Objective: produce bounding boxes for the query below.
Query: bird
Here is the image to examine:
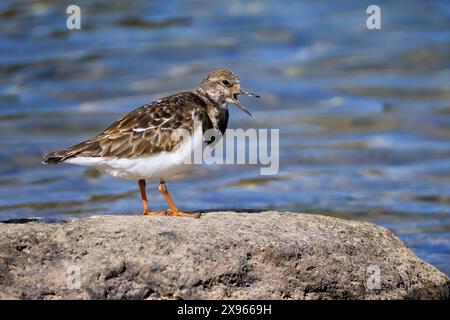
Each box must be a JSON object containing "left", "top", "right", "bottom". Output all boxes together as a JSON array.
[{"left": 43, "top": 70, "right": 259, "bottom": 218}]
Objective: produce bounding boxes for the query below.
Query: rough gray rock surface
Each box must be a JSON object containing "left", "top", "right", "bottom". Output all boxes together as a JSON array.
[{"left": 0, "top": 212, "right": 448, "bottom": 300}]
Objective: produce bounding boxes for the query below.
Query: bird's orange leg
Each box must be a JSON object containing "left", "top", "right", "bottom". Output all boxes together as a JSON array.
[
  {"left": 158, "top": 180, "right": 201, "bottom": 219},
  {"left": 139, "top": 179, "right": 165, "bottom": 216}
]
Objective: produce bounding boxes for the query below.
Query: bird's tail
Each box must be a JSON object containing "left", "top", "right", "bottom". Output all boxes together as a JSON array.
[
  {"left": 42, "top": 139, "right": 92, "bottom": 165},
  {"left": 42, "top": 150, "right": 70, "bottom": 164}
]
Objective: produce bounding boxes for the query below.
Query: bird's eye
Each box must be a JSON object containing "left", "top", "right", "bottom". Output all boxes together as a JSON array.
[{"left": 222, "top": 79, "right": 230, "bottom": 86}]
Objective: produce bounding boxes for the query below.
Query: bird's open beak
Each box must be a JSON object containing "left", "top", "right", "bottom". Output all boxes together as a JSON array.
[{"left": 231, "top": 90, "right": 260, "bottom": 117}]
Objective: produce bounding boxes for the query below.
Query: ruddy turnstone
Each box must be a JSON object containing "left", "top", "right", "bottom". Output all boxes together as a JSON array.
[{"left": 43, "top": 70, "right": 259, "bottom": 218}]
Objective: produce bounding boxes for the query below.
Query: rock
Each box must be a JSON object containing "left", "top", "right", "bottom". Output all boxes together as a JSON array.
[{"left": 0, "top": 211, "right": 448, "bottom": 300}]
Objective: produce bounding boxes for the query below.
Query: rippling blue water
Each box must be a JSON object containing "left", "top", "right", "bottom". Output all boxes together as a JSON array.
[{"left": 0, "top": 0, "right": 449, "bottom": 275}]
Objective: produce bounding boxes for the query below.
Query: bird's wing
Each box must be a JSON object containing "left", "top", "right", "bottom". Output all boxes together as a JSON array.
[{"left": 44, "top": 93, "right": 207, "bottom": 163}]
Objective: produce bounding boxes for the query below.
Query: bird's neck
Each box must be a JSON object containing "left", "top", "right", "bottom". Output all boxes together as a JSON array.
[{"left": 193, "top": 88, "right": 229, "bottom": 134}]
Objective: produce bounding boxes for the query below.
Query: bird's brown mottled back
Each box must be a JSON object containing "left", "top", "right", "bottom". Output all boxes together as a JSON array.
[{"left": 43, "top": 92, "right": 214, "bottom": 163}]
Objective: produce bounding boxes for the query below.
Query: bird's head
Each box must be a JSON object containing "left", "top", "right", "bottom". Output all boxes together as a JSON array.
[{"left": 197, "top": 69, "right": 259, "bottom": 116}]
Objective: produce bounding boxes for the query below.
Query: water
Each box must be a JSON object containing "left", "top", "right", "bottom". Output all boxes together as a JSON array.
[{"left": 0, "top": 0, "right": 449, "bottom": 275}]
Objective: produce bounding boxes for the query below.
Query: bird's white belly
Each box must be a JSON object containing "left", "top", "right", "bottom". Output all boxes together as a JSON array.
[{"left": 66, "top": 126, "right": 203, "bottom": 181}]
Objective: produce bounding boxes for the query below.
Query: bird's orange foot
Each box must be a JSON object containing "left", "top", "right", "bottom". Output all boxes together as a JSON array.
[
  {"left": 143, "top": 210, "right": 167, "bottom": 217},
  {"left": 165, "top": 209, "right": 201, "bottom": 219}
]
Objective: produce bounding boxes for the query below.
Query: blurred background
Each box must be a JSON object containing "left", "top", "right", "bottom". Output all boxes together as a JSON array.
[{"left": 0, "top": 0, "right": 449, "bottom": 274}]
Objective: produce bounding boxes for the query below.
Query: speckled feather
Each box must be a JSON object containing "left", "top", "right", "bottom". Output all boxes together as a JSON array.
[{"left": 43, "top": 92, "right": 227, "bottom": 163}]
